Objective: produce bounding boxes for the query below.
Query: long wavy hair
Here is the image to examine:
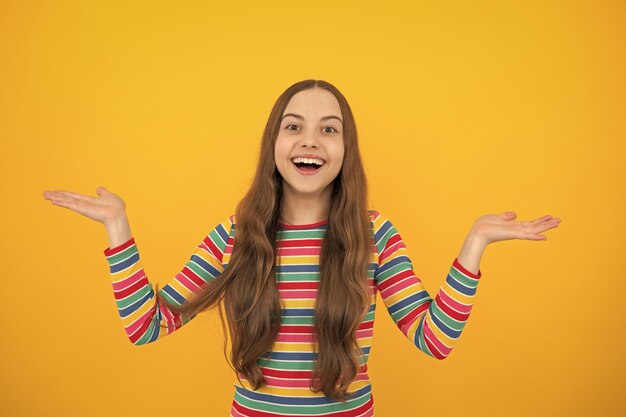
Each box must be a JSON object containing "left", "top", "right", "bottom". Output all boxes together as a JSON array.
[{"left": 156, "top": 79, "right": 372, "bottom": 401}]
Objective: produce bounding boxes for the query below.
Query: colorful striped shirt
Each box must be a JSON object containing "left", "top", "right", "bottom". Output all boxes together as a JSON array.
[{"left": 103, "top": 210, "right": 482, "bottom": 416}]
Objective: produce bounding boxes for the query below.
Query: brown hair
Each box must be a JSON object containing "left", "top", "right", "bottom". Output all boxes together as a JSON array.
[{"left": 156, "top": 79, "right": 372, "bottom": 401}]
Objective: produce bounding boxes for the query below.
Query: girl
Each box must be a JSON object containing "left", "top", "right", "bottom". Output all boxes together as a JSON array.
[{"left": 42, "top": 79, "right": 561, "bottom": 416}]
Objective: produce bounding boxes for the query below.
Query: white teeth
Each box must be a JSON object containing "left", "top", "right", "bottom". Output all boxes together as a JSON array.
[{"left": 292, "top": 157, "right": 324, "bottom": 166}]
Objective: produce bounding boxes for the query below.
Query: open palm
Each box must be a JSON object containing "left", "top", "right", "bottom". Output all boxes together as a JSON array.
[
  {"left": 42, "top": 186, "right": 126, "bottom": 226},
  {"left": 473, "top": 211, "right": 561, "bottom": 245}
]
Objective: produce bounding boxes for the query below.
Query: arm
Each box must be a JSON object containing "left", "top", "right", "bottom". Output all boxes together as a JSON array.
[
  {"left": 373, "top": 209, "right": 561, "bottom": 359},
  {"left": 103, "top": 215, "right": 234, "bottom": 345},
  {"left": 372, "top": 211, "right": 482, "bottom": 360}
]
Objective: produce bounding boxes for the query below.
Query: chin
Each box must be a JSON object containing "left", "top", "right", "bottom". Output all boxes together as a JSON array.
[{"left": 284, "top": 181, "right": 332, "bottom": 195}]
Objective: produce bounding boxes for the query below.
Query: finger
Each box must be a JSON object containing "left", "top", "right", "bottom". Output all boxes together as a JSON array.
[
  {"left": 47, "top": 194, "right": 82, "bottom": 207},
  {"left": 531, "top": 215, "right": 553, "bottom": 224},
  {"left": 47, "top": 197, "right": 74, "bottom": 208},
  {"left": 524, "top": 221, "right": 560, "bottom": 234},
  {"left": 54, "top": 190, "right": 96, "bottom": 202},
  {"left": 49, "top": 198, "right": 79, "bottom": 211},
  {"left": 540, "top": 220, "right": 561, "bottom": 231},
  {"left": 521, "top": 216, "right": 555, "bottom": 227},
  {"left": 44, "top": 190, "right": 77, "bottom": 200},
  {"left": 498, "top": 211, "right": 517, "bottom": 220},
  {"left": 520, "top": 231, "right": 547, "bottom": 240},
  {"left": 535, "top": 217, "right": 561, "bottom": 228},
  {"left": 43, "top": 190, "right": 63, "bottom": 199},
  {"left": 45, "top": 192, "right": 74, "bottom": 202}
]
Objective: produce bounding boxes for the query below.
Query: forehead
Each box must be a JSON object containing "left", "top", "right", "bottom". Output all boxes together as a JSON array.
[{"left": 283, "top": 88, "right": 342, "bottom": 118}]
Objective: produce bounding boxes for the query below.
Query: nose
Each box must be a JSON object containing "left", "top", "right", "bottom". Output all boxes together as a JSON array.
[{"left": 299, "top": 129, "right": 320, "bottom": 148}]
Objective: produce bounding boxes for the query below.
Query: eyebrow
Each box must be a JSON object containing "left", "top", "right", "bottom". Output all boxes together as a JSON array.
[{"left": 281, "top": 113, "right": 343, "bottom": 124}]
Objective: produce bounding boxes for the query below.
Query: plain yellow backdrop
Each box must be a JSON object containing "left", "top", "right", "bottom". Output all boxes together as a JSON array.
[{"left": 1, "top": 0, "right": 624, "bottom": 416}]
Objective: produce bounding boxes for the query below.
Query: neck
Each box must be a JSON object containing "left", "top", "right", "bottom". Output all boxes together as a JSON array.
[{"left": 279, "top": 182, "right": 332, "bottom": 225}]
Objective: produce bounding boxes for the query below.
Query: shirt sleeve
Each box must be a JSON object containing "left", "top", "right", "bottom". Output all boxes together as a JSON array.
[
  {"left": 102, "top": 215, "right": 234, "bottom": 345},
  {"left": 372, "top": 211, "right": 482, "bottom": 359}
]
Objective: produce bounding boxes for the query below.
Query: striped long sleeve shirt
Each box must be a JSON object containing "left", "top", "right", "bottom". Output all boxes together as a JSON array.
[{"left": 103, "top": 210, "right": 482, "bottom": 416}]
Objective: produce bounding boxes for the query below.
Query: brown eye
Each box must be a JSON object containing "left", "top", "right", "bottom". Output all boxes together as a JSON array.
[
  {"left": 286, "top": 124, "right": 299, "bottom": 131},
  {"left": 324, "top": 126, "right": 338, "bottom": 133}
]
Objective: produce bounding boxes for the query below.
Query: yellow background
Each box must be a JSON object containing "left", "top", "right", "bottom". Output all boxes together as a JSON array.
[{"left": 1, "top": 0, "right": 624, "bottom": 416}]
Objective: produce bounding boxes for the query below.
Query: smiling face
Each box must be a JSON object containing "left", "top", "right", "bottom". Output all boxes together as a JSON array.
[{"left": 274, "top": 87, "right": 345, "bottom": 200}]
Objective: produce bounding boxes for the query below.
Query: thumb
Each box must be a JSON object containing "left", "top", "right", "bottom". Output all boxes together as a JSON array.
[
  {"left": 499, "top": 211, "right": 517, "bottom": 220},
  {"left": 96, "top": 186, "right": 109, "bottom": 196}
]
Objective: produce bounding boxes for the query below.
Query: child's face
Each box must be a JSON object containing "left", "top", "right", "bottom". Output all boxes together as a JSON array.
[{"left": 275, "top": 88, "right": 345, "bottom": 199}]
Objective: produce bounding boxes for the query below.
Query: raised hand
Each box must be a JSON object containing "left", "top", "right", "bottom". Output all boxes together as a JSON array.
[
  {"left": 471, "top": 211, "right": 561, "bottom": 246},
  {"left": 42, "top": 186, "right": 127, "bottom": 226},
  {"left": 455, "top": 211, "right": 562, "bottom": 276}
]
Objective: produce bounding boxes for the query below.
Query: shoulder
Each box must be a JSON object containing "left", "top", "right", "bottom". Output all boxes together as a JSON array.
[
  {"left": 207, "top": 214, "right": 236, "bottom": 240},
  {"left": 368, "top": 209, "right": 394, "bottom": 232},
  {"left": 367, "top": 209, "right": 399, "bottom": 244},
  {"left": 368, "top": 210, "right": 409, "bottom": 265},
  {"left": 227, "top": 214, "right": 236, "bottom": 235}
]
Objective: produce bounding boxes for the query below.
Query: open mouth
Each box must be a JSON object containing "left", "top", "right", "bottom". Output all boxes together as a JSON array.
[{"left": 291, "top": 157, "right": 324, "bottom": 173}]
